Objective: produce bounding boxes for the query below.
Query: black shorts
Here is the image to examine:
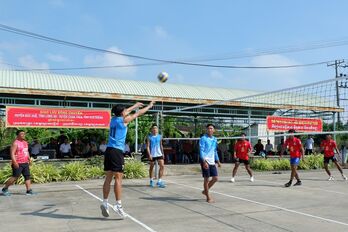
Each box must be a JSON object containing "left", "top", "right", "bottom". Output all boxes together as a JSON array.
[
  {"left": 305, "top": 149, "right": 313, "bottom": 155},
  {"left": 324, "top": 156, "right": 337, "bottom": 164},
  {"left": 201, "top": 163, "right": 218, "bottom": 178},
  {"left": 12, "top": 163, "right": 31, "bottom": 180},
  {"left": 236, "top": 158, "right": 250, "bottom": 165},
  {"left": 151, "top": 156, "right": 164, "bottom": 161},
  {"left": 104, "top": 147, "right": 124, "bottom": 172}
]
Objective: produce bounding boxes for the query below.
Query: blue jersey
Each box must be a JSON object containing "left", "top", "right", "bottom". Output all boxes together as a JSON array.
[
  {"left": 107, "top": 117, "right": 127, "bottom": 151},
  {"left": 148, "top": 134, "right": 163, "bottom": 158},
  {"left": 199, "top": 134, "right": 219, "bottom": 165}
]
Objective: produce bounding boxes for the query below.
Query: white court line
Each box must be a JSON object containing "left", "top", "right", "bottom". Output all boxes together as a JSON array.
[
  {"left": 75, "top": 185, "right": 157, "bottom": 232},
  {"left": 219, "top": 176, "right": 348, "bottom": 195},
  {"left": 167, "top": 180, "right": 348, "bottom": 227},
  {"left": 252, "top": 178, "right": 348, "bottom": 195}
]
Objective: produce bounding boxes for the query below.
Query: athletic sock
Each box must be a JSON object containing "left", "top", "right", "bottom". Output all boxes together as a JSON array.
[
  {"left": 158, "top": 179, "right": 162, "bottom": 183},
  {"left": 103, "top": 199, "right": 108, "bottom": 207},
  {"left": 116, "top": 200, "right": 122, "bottom": 205}
]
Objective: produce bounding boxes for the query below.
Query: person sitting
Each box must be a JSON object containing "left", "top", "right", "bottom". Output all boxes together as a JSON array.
[
  {"left": 99, "top": 139, "right": 107, "bottom": 155},
  {"left": 254, "top": 139, "right": 264, "bottom": 156},
  {"left": 30, "top": 138, "right": 42, "bottom": 159},
  {"left": 59, "top": 139, "right": 72, "bottom": 158},
  {"left": 265, "top": 139, "right": 274, "bottom": 156},
  {"left": 90, "top": 142, "right": 98, "bottom": 156},
  {"left": 124, "top": 141, "right": 131, "bottom": 157}
]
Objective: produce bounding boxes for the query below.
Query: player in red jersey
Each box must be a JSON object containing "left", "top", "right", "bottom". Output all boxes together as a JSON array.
[
  {"left": 2, "top": 130, "right": 34, "bottom": 196},
  {"left": 281, "top": 129, "right": 304, "bottom": 187},
  {"left": 231, "top": 133, "right": 254, "bottom": 183},
  {"left": 320, "top": 134, "right": 347, "bottom": 181}
]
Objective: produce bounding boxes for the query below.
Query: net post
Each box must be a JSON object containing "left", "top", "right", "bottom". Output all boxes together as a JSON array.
[
  {"left": 248, "top": 109, "right": 251, "bottom": 141},
  {"left": 135, "top": 110, "right": 138, "bottom": 153}
]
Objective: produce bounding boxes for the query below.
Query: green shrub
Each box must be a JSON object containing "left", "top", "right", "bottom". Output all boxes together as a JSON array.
[
  {"left": 251, "top": 154, "right": 328, "bottom": 171},
  {"left": 123, "top": 158, "right": 147, "bottom": 179},
  {"left": 271, "top": 159, "right": 291, "bottom": 170},
  {"left": 86, "top": 165, "right": 104, "bottom": 178},
  {"left": 60, "top": 162, "right": 89, "bottom": 181},
  {"left": 85, "top": 156, "right": 104, "bottom": 167},
  {"left": 30, "top": 162, "right": 61, "bottom": 183},
  {"left": 251, "top": 159, "right": 274, "bottom": 171},
  {"left": 0, "top": 164, "right": 15, "bottom": 184}
]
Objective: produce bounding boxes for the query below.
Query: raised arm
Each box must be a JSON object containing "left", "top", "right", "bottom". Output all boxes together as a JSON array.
[
  {"left": 124, "top": 101, "right": 155, "bottom": 124},
  {"left": 124, "top": 102, "right": 144, "bottom": 116}
]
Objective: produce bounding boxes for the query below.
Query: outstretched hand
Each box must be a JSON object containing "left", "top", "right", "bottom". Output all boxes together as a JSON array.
[
  {"left": 149, "top": 101, "right": 156, "bottom": 107},
  {"left": 135, "top": 102, "right": 144, "bottom": 108}
]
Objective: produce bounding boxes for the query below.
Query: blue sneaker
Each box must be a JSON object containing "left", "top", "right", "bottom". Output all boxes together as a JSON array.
[
  {"left": 150, "top": 179, "right": 154, "bottom": 188},
  {"left": 157, "top": 181, "right": 166, "bottom": 188},
  {"left": 2, "top": 188, "right": 11, "bottom": 196}
]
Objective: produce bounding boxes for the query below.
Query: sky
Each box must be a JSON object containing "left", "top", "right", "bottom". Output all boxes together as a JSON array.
[{"left": 0, "top": 0, "right": 348, "bottom": 91}]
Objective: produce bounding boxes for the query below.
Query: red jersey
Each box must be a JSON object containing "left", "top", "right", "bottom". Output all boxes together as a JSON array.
[
  {"left": 14, "top": 139, "right": 30, "bottom": 164},
  {"left": 320, "top": 139, "right": 336, "bottom": 158},
  {"left": 283, "top": 137, "right": 302, "bottom": 158},
  {"left": 234, "top": 140, "right": 252, "bottom": 160}
]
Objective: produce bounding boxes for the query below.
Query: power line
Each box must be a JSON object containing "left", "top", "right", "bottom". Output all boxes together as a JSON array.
[
  {"left": 0, "top": 23, "right": 342, "bottom": 70},
  {"left": 0, "top": 60, "right": 332, "bottom": 71}
]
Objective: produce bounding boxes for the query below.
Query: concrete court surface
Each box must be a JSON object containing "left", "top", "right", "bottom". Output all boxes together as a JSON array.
[{"left": 1, "top": 170, "right": 348, "bottom": 232}]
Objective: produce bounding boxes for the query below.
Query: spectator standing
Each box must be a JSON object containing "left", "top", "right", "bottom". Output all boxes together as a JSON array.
[{"left": 304, "top": 135, "right": 315, "bottom": 155}]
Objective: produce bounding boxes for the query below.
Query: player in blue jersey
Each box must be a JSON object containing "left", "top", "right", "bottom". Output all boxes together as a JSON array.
[
  {"left": 147, "top": 124, "right": 166, "bottom": 188},
  {"left": 200, "top": 124, "right": 221, "bottom": 203},
  {"left": 101, "top": 101, "right": 155, "bottom": 219}
]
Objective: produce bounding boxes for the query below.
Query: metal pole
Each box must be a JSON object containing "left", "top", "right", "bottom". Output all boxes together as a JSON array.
[
  {"left": 248, "top": 109, "right": 252, "bottom": 141},
  {"left": 333, "top": 112, "right": 336, "bottom": 141},
  {"left": 135, "top": 111, "right": 138, "bottom": 154},
  {"left": 155, "top": 112, "right": 160, "bottom": 179}
]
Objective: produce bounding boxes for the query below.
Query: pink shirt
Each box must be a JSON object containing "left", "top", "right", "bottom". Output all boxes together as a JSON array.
[{"left": 14, "top": 139, "right": 30, "bottom": 164}]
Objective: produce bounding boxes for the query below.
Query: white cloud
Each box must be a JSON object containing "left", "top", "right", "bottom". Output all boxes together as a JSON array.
[
  {"left": 18, "top": 55, "right": 50, "bottom": 70},
  {"left": 154, "top": 26, "right": 168, "bottom": 39},
  {"left": 46, "top": 53, "right": 69, "bottom": 63},
  {"left": 210, "top": 70, "right": 224, "bottom": 80},
  {"left": 83, "top": 46, "right": 136, "bottom": 78}
]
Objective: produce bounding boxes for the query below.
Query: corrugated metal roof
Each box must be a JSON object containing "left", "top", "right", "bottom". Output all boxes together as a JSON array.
[{"left": 0, "top": 70, "right": 258, "bottom": 100}]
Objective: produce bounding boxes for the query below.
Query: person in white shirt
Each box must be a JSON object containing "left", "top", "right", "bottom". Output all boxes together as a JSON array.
[
  {"left": 99, "top": 139, "right": 107, "bottom": 155},
  {"left": 124, "top": 141, "right": 131, "bottom": 156},
  {"left": 305, "top": 135, "right": 315, "bottom": 155},
  {"left": 265, "top": 140, "right": 274, "bottom": 156},
  {"left": 30, "top": 139, "right": 42, "bottom": 158},
  {"left": 59, "top": 139, "right": 72, "bottom": 158}
]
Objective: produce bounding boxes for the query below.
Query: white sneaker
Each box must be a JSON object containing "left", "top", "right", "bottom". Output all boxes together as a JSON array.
[
  {"left": 113, "top": 204, "right": 128, "bottom": 219},
  {"left": 250, "top": 176, "right": 254, "bottom": 182},
  {"left": 100, "top": 204, "right": 109, "bottom": 217},
  {"left": 342, "top": 175, "right": 347, "bottom": 181},
  {"left": 327, "top": 176, "right": 334, "bottom": 181},
  {"left": 230, "top": 177, "right": 235, "bottom": 183}
]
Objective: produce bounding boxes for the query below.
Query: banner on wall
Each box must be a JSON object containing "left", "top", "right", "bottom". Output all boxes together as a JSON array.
[
  {"left": 6, "top": 106, "right": 111, "bottom": 128},
  {"left": 266, "top": 116, "right": 323, "bottom": 132}
]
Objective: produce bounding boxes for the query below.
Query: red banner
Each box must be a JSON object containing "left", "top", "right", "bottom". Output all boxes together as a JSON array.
[
  {"left": 6, "top": 106, "right": 111, "bottom": 128},
  {"left": 266, "top": 116, "right": 323, "bottom": 132}
]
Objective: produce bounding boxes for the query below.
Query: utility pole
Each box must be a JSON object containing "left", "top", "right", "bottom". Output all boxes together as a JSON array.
[{"left": 328, "top": 60, "right": 345, "bottom": 123}]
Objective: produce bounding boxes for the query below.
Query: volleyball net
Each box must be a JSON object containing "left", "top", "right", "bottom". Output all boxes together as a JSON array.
[{"left": 155, "top": 75, "right": 348, "bottom": 162}]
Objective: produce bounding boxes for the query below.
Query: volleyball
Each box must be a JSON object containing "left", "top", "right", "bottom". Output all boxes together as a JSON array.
[{"left": 157, "top": 72, "right": 169, "bottom": 83}]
